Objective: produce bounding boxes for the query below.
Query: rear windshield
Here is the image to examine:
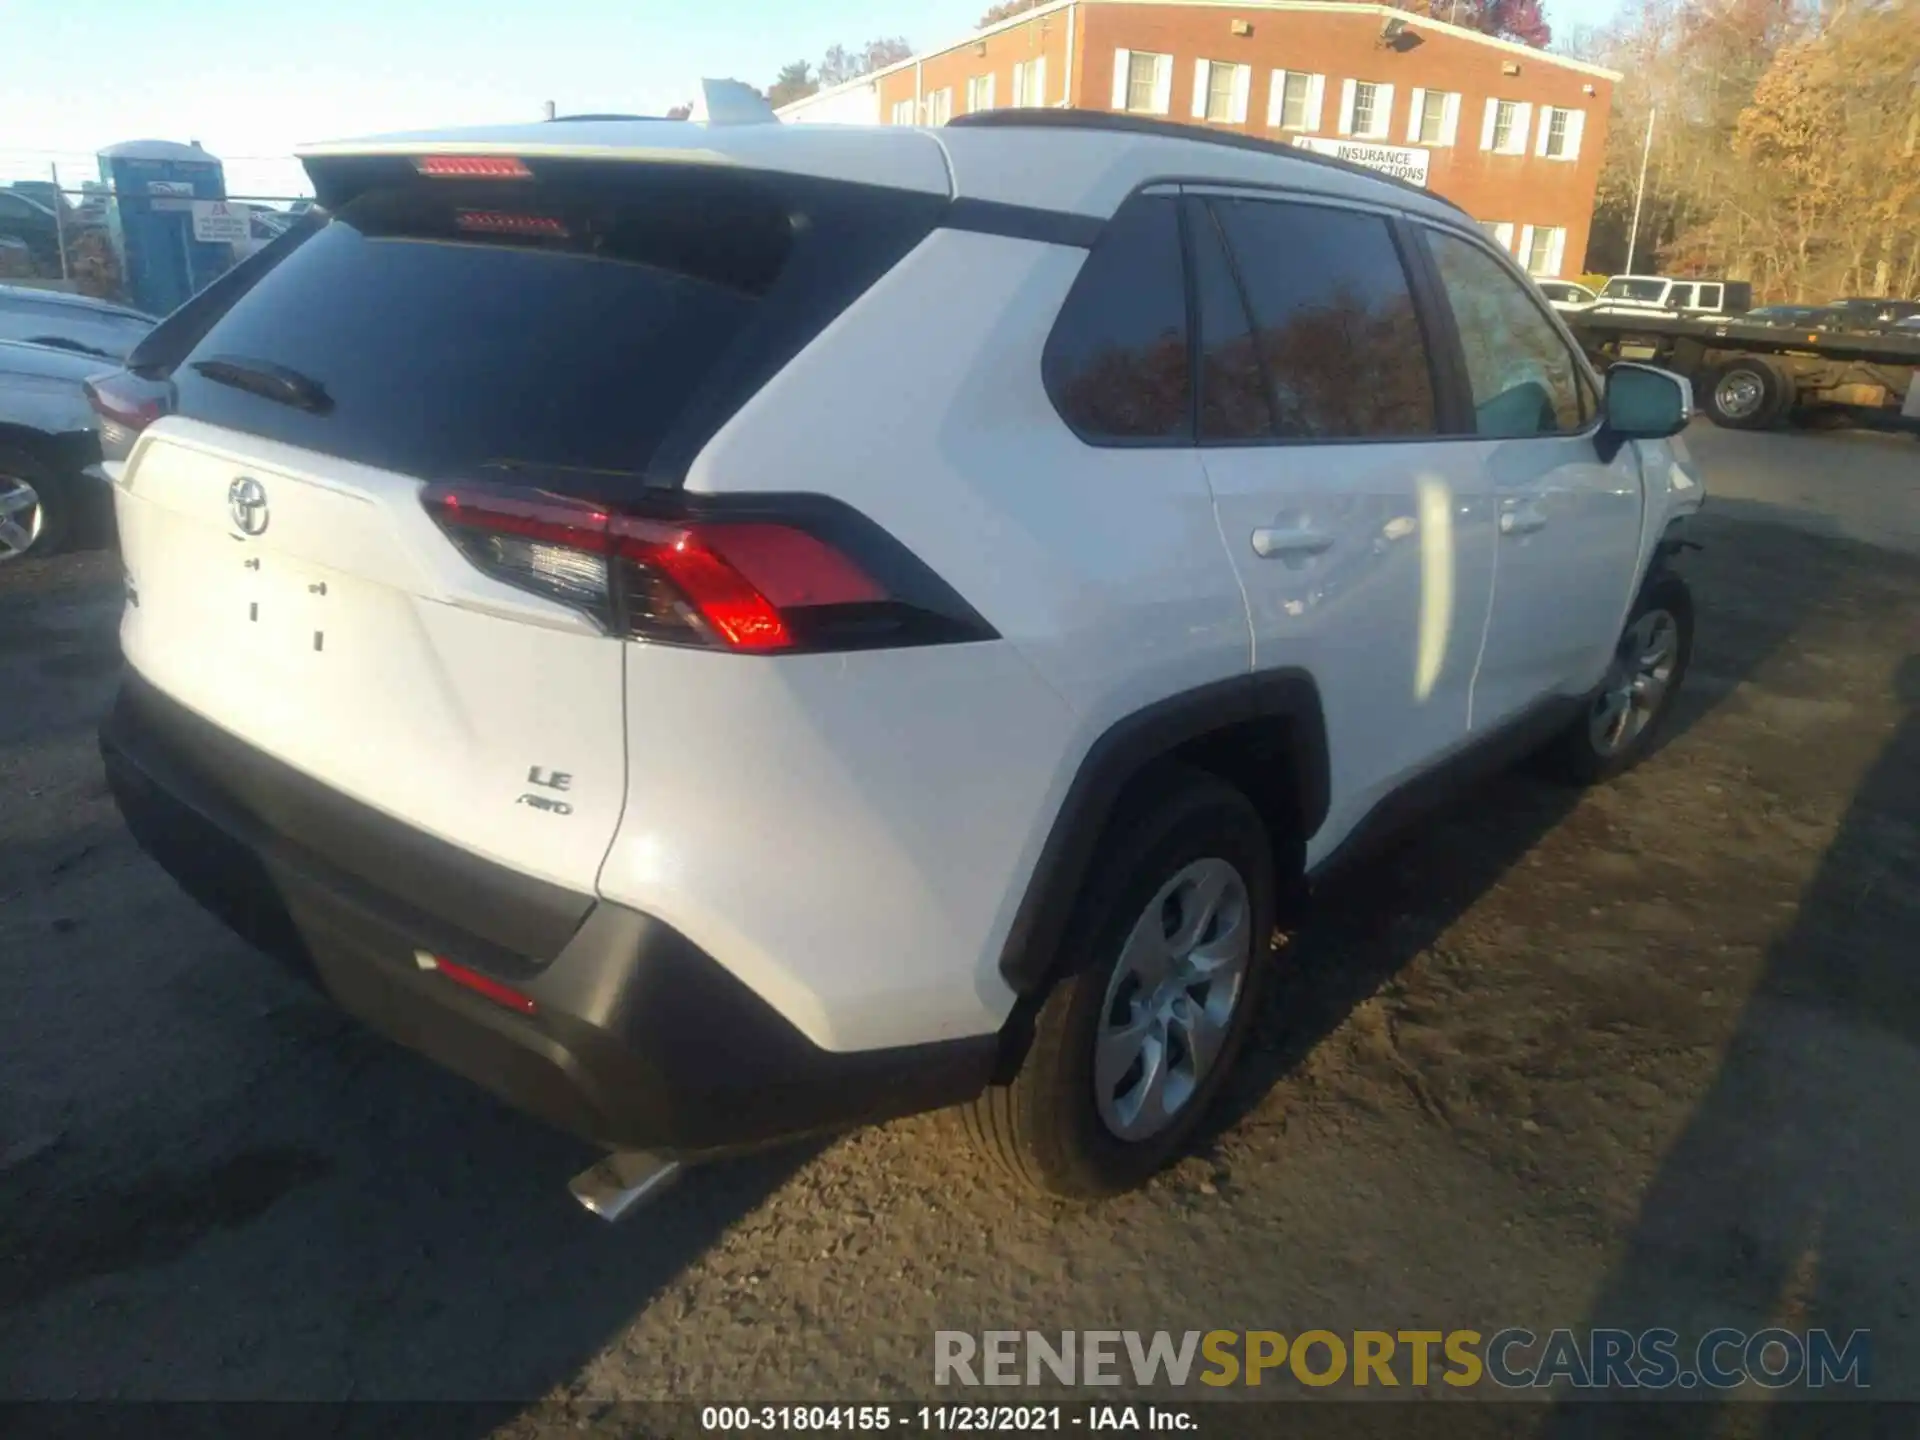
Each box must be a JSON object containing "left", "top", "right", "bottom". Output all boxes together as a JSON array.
[{"left": 170, "top": 162, "right": 944, "bottom": 492}]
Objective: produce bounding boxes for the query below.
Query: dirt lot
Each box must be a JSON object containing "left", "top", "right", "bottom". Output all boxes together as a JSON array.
[{"left": 2, "top": 431, "right": 1916, "bottom": 1431}]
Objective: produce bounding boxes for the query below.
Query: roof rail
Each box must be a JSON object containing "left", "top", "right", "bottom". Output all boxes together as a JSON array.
[{"left": 946, "top": 109, "right": 1472, "bottom": 218}]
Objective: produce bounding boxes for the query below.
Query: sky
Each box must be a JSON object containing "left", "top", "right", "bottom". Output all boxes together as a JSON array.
[{"left": 1, "top": 0, "right": 1624, "bottom": 201}]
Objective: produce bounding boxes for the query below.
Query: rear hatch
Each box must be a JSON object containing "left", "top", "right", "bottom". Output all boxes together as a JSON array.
[{"left": 111, "top": 149, "right": 948, "bottom": 909}]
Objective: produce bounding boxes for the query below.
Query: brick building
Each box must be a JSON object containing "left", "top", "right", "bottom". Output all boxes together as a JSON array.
[{"left": 776, "top": 0, "right": 1618, "bottom": 278}]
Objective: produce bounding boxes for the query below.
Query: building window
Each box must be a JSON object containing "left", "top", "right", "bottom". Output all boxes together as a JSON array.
[
  {"left": 890, "top": 98, "right": 915, "bottom": 126},
  {"left": 1479, "top": 220, "right": 1517, "bottom": 252},
  {"left": 1113, "top": 49, "right": 1171, "bottom": 115},
  {"left": 966, "top": 74, "right": 996, "bottom": 113},
  {"left": 1193, "top": 60, "right": 1249, "bottom": 124},
  {"left": 1268, "top": 70, "right": 1323, "bottom": 131},
  {"left": 1483, "top": 99, "right": 1533, "bottom": 155},
  {"left": 924, "top": 88, "right": 952, "bottom": 126},
  {"left": 1013, "top": 57, "right": 1046, "bottom": 107},
  {"left": 1353, "top": 82, "right": 1380, "bottom": 137},
  {"left": 1340, "top": 79, "right": 1394, "bottom": 140},
  {"left": 1411, "top": 89, "right": 1458, "bottom": 146},
  {"left": 1521, "top": 224, "right": 1566, "bottom": 276},
  {"left": 1538, "top": 106, "right": 1584, "bottom": 160}
]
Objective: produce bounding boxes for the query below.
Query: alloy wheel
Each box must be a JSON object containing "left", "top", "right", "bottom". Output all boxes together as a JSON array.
[{"left": 1094, "top": 856, "right": 1253, "bottom": 1142}]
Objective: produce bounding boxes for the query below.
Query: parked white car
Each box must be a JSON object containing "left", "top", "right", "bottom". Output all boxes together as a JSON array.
[{"left": 92, "top": 96, "right": 1705, "bottom": 1210}]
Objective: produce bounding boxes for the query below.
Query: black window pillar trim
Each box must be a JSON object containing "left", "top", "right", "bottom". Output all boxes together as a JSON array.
[
  {"left": 1394, "top": 213, "right": 1478, "bottom": 436},
  {"left": 996, "top": 670, "right": 1329, "bottom": 996}
]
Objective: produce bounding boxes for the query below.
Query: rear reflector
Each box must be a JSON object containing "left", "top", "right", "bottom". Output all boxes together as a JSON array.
[
  {"left": 414, "top": 950, "right": 539, "bottom": 1015},
  {"left": 421, "top": 482, "right": 995, "bottom": 655},
  {"left": 414, "top": 155, "right": 533, "bottom": 179}
]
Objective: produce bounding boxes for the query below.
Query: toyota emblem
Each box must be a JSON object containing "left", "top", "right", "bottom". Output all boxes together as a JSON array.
[{"left": 228, "top": 476, "right": 269, "bottom": 536}]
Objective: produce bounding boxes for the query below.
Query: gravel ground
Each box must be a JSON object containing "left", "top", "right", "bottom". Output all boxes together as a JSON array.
[{"left": 1, "top": 435, "right": 1916, "bottom": 1433}]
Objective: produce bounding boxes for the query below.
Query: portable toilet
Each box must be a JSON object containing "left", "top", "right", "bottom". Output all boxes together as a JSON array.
[{"left": 97, "top": 140, "right": 231, "bottom": 317}]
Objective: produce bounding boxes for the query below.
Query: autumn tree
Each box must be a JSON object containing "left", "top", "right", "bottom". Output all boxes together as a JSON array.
[
  {"left": 819, "top": 37, "right": 913, "bottom": 87},
  {"left": 978, "top": 0, "right": 1045, "bottom": 24},
  {"left": 1393, "top": 0, "right": 1551, "bottom": 48},
  {"left": 767, "top": 60, "right": 817, "bottom": 109}
]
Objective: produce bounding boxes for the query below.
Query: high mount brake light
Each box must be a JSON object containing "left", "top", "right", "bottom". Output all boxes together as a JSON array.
[
  {"left": 421, "top": 483, "right": 985, "bottom": 654},
  {"left": 456, "top": 210, "right": 570, "bottom": 238},
  {"left": 413, "top": 155, "right": 533, "bottom": 179}
]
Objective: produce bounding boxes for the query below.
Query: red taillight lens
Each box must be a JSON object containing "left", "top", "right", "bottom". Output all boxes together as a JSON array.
[
  {"left": 414, "top": 155, "right": 533, "bottom": 179},
  {"left": 84, "top": 371, "right": 173, "bottom": 464},
  {"left": 415, "top": 951, "right": 538, "bottom": 1015},
  {"left": 421, "top": 483, "right": 992, "bottom": 655}
]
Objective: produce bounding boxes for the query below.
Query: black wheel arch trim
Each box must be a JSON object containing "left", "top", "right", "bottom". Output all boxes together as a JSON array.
[{"left": 996, "top": 669, "right": 1328, "bottom": 995}]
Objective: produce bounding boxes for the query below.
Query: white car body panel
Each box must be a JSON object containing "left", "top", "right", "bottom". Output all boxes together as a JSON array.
[
  {"left": 1202, "top": 442, "right": 1498, "bottom": 869},
  {"left": 114, "top": 418, "right": 630, "bottom": 896}
]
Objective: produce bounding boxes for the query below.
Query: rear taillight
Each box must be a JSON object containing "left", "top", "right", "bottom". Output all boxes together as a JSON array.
[
  {"left": 422, "top": 482, "right": 994, "bottom": 654},
  {"left": 84, "top": 371, "right": 173, "bottom": 465}
]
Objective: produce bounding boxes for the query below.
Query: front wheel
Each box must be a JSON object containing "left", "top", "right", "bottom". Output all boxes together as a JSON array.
[
  {"left": 1538, "top": 571, "right": 1694, "bottom": 786},
  {"left": 0, "top": 446, "right": 72, "bottom": 563},
  {"left": 962, "top": 768, "right": 1275, "bottom": 1199}
]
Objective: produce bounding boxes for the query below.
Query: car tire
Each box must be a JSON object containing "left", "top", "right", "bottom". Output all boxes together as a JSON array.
[
  {"left": 0, "top": 444, "right": 71, "bottom": 563},
  {"left": 962, "top": 767, "right": 1275, "bottom": 1199},
  {"left": 1537, "top": 570, "right": 1694, "bottom": 787},
  {"left": 1702, "top": 358, "right": 1789, "bottom": 430}
]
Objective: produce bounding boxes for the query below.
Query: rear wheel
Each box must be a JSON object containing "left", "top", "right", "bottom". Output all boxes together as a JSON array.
[
  {"left": 963, "top": 768, "right": 1275, "bottom": 1199},
  {"left": 0, "top": 446, "right": 71, "bottom": 563},
  {"left": 1702, "top": 358, "right": 1789, "bottom": 430}
]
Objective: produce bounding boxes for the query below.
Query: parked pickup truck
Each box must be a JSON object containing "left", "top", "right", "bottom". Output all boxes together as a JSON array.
[{"left": 1567, "top": 306, "right": 1920, "bottom": 432}]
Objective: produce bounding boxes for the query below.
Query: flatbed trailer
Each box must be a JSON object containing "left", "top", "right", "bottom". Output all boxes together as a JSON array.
[{"left": 1567, "top": 308, "right": 1920, "bottom": 434}]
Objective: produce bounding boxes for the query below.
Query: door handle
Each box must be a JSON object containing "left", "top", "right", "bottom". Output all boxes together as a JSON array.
[
  {"left": 1251, "top": 527, "right": 1336, "bottom": 561},
  {"left": 1499, "top": 506, "right": 1548, "bottom": 536}
]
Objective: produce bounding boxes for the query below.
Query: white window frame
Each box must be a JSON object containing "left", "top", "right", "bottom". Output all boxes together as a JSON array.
[
  {"left": 1517, "top": 224, "right": 1566, "bottom": 277},
  {"left": 1480, "top": 220, "right": 1516, "bottom": 253},
  {"left": 1192, "top": 59, "right": 1250, "bottom": 125},
  {"left": 1013, "top": 57, "right": 1048, "bottom": 108},
  {"left": 1406, "top": 88, "right": 1460, "bottom": 147},
  {"left": 923, "top": 87, "right": 952, "bottom": 126},
  {"left": 890, "top": 98, "right": 915, "bottom": 126},
  {"left": 966, "top": 73, "right": 996, "bottom": 113},
  {"left": 1338, "top": 78, "right": 1395, "bottom": 141},
  {"left": 1112, "top": 48, "right": 1172, "bottom": 115},
  {"left": 1482, "top": 98, "right": 1533, "bottom": 155},
  {"left": 1536, "top": 105, "right": 1584, "bottom": 161},
  {"left": 1267, "top": 69, "right": 1326, "bottom": 132}
]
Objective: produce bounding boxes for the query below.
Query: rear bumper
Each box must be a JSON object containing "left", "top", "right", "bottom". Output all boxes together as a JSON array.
[{"left": 100, "top": 672, "right": 997, "bottom": 1156}]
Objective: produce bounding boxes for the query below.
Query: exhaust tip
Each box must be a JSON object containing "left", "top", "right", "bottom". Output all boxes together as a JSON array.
[{"left": 569, "top": 1150, "right": 682, "bottom": 1221}]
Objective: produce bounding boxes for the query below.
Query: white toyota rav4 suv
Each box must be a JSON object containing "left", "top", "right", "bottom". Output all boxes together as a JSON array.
[{"left": 91, "top": 100, "right": 1704, "bottom": 1210}]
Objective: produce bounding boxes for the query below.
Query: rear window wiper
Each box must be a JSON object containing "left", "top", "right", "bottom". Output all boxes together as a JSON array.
[{"left": 190, "top": 354, "right": 334, "bottom": 414}]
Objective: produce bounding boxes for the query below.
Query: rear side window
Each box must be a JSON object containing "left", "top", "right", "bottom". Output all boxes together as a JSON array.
[
  {"left": 1423, "top": 228, "right": 1591, "bottom": 438},
  {"left": 1205, "top": 197, "right": 1437, "bottom": 440},
  {"left": 169, "top": 163, "right": 944, "bottom": 493},
  {"left": 1043, "top": 194, "right": 1192, "bottom": 443}
]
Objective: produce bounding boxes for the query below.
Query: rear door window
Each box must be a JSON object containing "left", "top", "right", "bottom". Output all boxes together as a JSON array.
[
  {"left": 168, "top": 163, "right": 944, "bottom": 494},
  {"left": 1203, "top": 196, "right": 1438, "bottom": 440}
]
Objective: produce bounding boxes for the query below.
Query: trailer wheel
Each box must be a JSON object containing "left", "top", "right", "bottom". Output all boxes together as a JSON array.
[{"left": 1703, "top": 358, "right": 1789, "bottom": 430}]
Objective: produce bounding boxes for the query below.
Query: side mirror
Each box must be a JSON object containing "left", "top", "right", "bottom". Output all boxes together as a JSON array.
[{"left": 1603, "top": 362, "right": 1692, "bottom": 440}]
